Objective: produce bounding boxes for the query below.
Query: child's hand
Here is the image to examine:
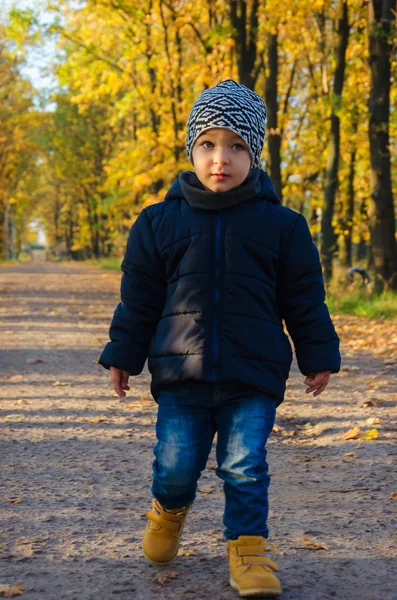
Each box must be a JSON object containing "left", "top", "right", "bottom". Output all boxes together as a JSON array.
[
  {"left": 110, "top": 366, "right": 130, "bottom": 397},
  {"left": 304, "top": 371, "right": 332, "bottom": 397}
]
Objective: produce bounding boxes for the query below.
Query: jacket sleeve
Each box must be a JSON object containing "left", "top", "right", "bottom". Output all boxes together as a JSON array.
[
  {"left": 98, "top": 209, "right": 166, "bottom": 375},
  {"left": 277, "top": 214, "right": 341, "bottom": 376}
]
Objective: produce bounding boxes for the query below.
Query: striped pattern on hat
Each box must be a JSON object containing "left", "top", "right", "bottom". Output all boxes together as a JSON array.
[{"left": 186, "top": 79, "right": 267, "bottom": 168}]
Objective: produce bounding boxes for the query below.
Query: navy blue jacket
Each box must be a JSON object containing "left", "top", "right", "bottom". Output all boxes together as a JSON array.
[{"left": 99, "top": 167, "right": 340, "bottom": 406}]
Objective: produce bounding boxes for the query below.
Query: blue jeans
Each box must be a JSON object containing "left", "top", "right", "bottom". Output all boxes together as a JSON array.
[{"left": 151, "top": 381, "right": 277, "bottom": 540}]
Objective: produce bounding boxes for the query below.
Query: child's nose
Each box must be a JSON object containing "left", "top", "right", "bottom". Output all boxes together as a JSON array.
[{"left": 213, "top": 147, "right": 230, "bottom": 164}]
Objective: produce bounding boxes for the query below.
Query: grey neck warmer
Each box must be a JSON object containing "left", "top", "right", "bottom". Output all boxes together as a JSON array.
[{"left": 178, "top": 167, "right": 261, "bottom": 211}]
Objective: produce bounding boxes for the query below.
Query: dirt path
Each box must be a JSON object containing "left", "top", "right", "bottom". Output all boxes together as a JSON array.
[{"left": 1, "top": 262, "right": 396, "bottom": 600}]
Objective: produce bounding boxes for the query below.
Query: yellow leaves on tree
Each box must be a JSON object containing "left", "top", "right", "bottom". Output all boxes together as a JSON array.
[{"left": 2, "top": 0, "right": 388, "bottom": 263}]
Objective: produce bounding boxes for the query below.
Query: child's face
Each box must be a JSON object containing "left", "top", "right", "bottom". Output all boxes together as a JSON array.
[{"left": 191, "top": 128, "right": 252, "bottom": 192}]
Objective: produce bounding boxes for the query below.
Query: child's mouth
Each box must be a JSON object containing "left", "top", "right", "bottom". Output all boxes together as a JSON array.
[{"left": 212, "top": 174, "right": 229, "bottom": 181}]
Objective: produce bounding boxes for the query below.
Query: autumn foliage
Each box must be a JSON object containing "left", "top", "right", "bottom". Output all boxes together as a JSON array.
[{"left": 0, "top": 0, "right": 396, "bottom": 288}]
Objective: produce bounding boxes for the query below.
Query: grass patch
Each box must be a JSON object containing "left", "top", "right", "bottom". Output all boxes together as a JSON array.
[
  {"left": 326, "top": 290, "right": 397, "bottom": 319},
  {"left": 96, "top": 257, "right": 123, "bottom": 270}
]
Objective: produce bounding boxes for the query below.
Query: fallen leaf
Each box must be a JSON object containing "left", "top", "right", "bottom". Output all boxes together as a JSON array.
[
  {"left": 366, "top": 417, "right": 381, "bottom": 426},
  {"left": 207, "top": 465, "right": 216, "bottom": 470},
  {"left": 0, "top": 583, "right": 24, "bottom": 597},
  {"left": 5, "top": 414, "right": 23, "bottom": 420},
  {"left": 362, "top": 398, "right": 382, "bottom": 407},
  {"left": 82, "top": 417, "right": 109, "bottom": 424},
  {"left": 5, "top": 497, "right": 22, "bottom": 504},
  {"left": 342, "top": 426, "right": 361, "bottom": 440},
  {"left": 13, "top": 400, "right": 29, "bottom": 406},
  {"left": 153, "top": 571, "right": 180, "bottom": 584},
  {"left": 390, "top": 492, "right": 397, "bottom": 500},
  {"left": 135, "top": 418, "right": 152, "bottom": 426},
  {"left": 26, "top": 359, "right": 43, "bottom": 364},
  {"left": 179, "top": 548, "right": 196, "bottom": 557},
  {"left": 344, "top": 452, "right": 357, "bottom": 458},
  {"left": 359, "top": 429, "right": 379, "bottom": 440},
  {"left": 198, "top": 487, "right": 214, "bottom": 494},
  {"left": 8, "top": 375, "right": 23, "bottom": 382},
  {"left": 52, "top": 381, "right": 69, "bottom": 387},
  {"left": 301, "top": 536, "right": 330, "bottom": 550},
  {"left": 367, "top": 379, "right": 389, "bottom": 390}
]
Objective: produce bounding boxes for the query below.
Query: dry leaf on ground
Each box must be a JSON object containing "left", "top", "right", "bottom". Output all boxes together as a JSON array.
[
  {"left": 390, "top": 492, "right": 397, "bottom": 500},
  {"left": 0, "top": 583, "right": 24, "bottom": 597},
  {"left": 26, "top": 359, "right": 43, "bottom": 364},
  {"left": 343, "top": 426, "right": 361, "bottom": 440},
  {"left": 362, "top": 398, "right": 382, "bottom": 407},
  {"left": 179, "top": 548, "right": 196, "bottom": 557},
  {"left": 7, "top": 375, "right": 23, "bottom": 381},
  {"left": 301, "top": 536, "right": 330, "bottom": 550},
  {"left": 5, "top": 497, "right": 22, "bottom": 504},
  {"left": 198, "top": 487, "right": 214, "bottom": 494},
  {"left": 359, "top": 429, "right": 379, "bottom": 440},
  {"left": 153, "top": 571, "right": 181, "bottom": 585}
]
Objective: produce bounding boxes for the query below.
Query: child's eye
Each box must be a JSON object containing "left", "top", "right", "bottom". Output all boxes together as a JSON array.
[
  {"left": 202, "top": 141, "right": 214, "bottom": 148},
  {"left": 233, "top": 143, "right": 245, "bottom": 151}
]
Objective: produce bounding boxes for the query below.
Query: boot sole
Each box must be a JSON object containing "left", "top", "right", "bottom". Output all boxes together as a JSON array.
[
  {"left": 142, "top": 547, "right": 178, "bottom": 567},
  {"left": 230, "top": 577, "right": 282, "bottom": 597}
]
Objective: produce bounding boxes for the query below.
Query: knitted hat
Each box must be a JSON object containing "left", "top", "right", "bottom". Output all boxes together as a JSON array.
[{"left": 186, "top": 79, "right": 267, "bottom": 168}]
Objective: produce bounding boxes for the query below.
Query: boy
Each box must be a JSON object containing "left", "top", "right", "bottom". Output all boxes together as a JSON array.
[{"left": 99, "top": 80, "right": 340, "bottom": 598}]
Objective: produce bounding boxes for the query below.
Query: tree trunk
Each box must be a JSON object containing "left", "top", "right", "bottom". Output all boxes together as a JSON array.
[
  {"left": 146, "top": 0, "right": 160, "bottom": 136},
  {"left": 340, "top": 117, "right": 358, "bottom": 267},
  {"left": 265, "top": 31, "right": 282, "bottom": 202},
  {"left": 355, "top": 197, "right": 369, "bottom": 263},
  {"left": 10, "top": 209, "right": 17, "bottom": 260},
  {"left": 321, "top": 0, "right": 349, "bottom": 282},
  {"left": 4, "top": 197, "right": 10, "bottom": 260},
  {"left": 159, "top": 0, "right": 184, "bottom": 162},
  {"left": 367, "top": 0, "right": 397, "bottom": 291},
  {"left": 229, "top": 0, "right": 260, "bottom": 89},
  {"left": 343, "top": 145, "right": 356, "bottom": 268}
]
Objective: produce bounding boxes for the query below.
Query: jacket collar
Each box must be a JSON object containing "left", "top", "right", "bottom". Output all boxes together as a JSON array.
[{"left": 164, "top": 167, "right": 280, "bottom": 210}]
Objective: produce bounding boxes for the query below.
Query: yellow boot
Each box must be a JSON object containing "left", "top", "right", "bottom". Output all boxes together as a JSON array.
[
  {"left": 228, "top": 535, "right": 282, "bottom": 597},
  {"left": 142, "top": 499, "right": 191, "bottom": 566}
]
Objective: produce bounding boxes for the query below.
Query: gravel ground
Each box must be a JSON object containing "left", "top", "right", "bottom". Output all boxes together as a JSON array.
[{"left": 0, "top": 261, "right": 396, "bottom": 600}]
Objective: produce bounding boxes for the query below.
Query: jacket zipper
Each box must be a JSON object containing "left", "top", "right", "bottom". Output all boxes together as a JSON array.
[{"left": 211, "top": 214, "right": 222, "bottom": 381}]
